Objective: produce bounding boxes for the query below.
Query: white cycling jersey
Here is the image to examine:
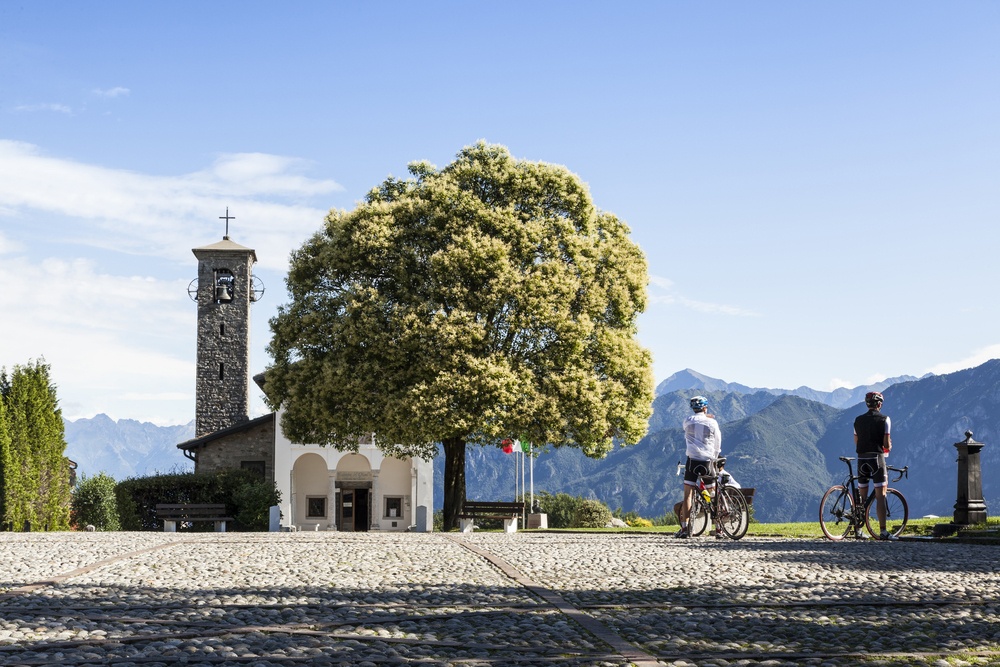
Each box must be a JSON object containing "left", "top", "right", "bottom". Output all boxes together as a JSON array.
[{"left": 683, "top": 411, "right": 722, "bottom": 461}]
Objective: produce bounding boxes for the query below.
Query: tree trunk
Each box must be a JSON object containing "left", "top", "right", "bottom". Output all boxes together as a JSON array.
[{"left": 442, "top": 437, "right": 467, "bottom": 531}]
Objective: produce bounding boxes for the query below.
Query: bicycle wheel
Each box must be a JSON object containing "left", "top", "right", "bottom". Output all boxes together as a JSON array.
[
  {"left": 819, "top": 485, "right": 855, "bottom": 541},
  {"left": 864, "top": 488, "right": 909, "bottom": 537},
  {"left": 689, "top": 496, "right": 709, "bottom": 536},
  {"left": 717, "top": 486, "right": 749, "bottom": 540}
]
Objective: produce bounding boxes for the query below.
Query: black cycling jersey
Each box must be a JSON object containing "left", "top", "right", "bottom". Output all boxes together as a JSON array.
[{"left": 854, "top": 409, "right": 888, "bottom": 455}]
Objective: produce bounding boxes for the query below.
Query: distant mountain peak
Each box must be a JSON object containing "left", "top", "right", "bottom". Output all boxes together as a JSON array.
[{"left": 655, "top": 369, "right": 924, "bottom": 409}]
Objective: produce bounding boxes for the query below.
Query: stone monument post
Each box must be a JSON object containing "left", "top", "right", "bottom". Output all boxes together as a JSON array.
[{"left": 953, "top": 430, "right": 987, "bottom": 526}]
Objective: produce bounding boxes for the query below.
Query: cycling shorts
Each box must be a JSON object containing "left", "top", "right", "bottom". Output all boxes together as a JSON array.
[
  {"left": 857, "top": 455, "right": 887, "bottom": 488},
  {"left": 683, "top": 457, "right": 715, "bottom": 488}
]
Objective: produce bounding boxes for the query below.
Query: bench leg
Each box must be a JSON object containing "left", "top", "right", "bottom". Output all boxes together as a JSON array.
[
  {"left": 215, "top": 520, "right": 227, "bottom": 533},
  {"left": 503, "top": 517, "right": 517, "bottom": 533},
  {"left": 460, "top": 518, "right": 475, "bottom": 533},
  {"left": 163, "top": 520, "right": 177, "bottom": 532}
]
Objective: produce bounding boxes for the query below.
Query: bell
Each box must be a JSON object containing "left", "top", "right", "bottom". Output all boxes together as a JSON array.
[{"left": 215, "top": 285, "right": 233, "bottom": 302}]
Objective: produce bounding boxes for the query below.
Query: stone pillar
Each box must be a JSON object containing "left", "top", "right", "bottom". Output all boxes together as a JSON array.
[
  {"left": 954, "top": 431, "right": 988, "bottom": 526},
  {"left": 327, "top": 474, "right": 338, "bottom": 531}
]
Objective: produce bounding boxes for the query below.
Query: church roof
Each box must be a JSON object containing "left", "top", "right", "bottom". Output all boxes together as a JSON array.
[
  {"left": 177, "top": 412, "right": 275, "bottom": 451},
  {"left": 192, "top": 237, "right": 258, "bottom": 262}
]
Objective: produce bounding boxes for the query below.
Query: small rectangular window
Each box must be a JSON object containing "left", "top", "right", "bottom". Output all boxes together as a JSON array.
[
  {"left": 219, "top": 363, "right": 224, "bottom": 380},
  {"left": 384, "top": 496, "right": 403, "bottom": 518},
  {"left": 307, "top": 496, "right": 327, "bottom": 519},
  {"left": 220, "top": 323, "right": 226, "bottom": 336}
]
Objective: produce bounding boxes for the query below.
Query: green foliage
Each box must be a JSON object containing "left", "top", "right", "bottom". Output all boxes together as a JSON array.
[
  {"left": 574, "top": 498, "right": 612, "bottom": 528},
  {"left": 534, "top": 491, "right": 580, "bottom": 528},
  {"left": 535, "top": 491, "right": 616, "bottom": 528},
  {"left": 266, "top": 142, "right": 654, "bottom": 527},
  {"left": 0, "top": 360, "right": 71, "bottom": 531},
  {"left": 0, "top": 392, "right": 9, "bottom": 526},
  {"left": 71, "top": 472, "right": 121, "bottom": 531},
  {"left": 116, "top": 469, "right": 280, "bottom": 531}
]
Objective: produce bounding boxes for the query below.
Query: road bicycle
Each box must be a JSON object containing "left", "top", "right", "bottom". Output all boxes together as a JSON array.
[
  {"left": 819, "top": 455, "right": 909, "bottom": 540},
  {"left": 685, "top": 457, "right": 749, "bottom": 540}
]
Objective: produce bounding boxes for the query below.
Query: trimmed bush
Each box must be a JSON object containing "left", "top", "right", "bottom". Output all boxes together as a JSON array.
[
  {"left": 71, "top": 472, "right": 120, "bottom": 531},
  {"left": 574, "top": 498, "right": 612, "bottom": 528}
]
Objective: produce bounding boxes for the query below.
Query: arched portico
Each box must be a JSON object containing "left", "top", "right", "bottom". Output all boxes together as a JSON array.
[{"left": 291, "top": 452, "right": 331, "bottom": 530}]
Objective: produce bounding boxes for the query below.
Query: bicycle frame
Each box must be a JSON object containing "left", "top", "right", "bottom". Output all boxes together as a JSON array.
[{"left": 820, "top": 456, "right": 909, "bottom": 541}]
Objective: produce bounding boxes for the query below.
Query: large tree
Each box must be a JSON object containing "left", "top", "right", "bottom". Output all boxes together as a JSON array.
[{"left": 266, "top": 143, "right": 654, "bottom": 529}]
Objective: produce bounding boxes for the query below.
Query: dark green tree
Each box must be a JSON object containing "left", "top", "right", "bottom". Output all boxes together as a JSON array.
[
  {"left": 0, "top": 386, "right": 9, "bottom": 527},
  {"left": 266, "top": 143, "right": 654, "bottom": 529},
  {"left": 1, "top": 360, "right": 71, "bottom": 531}
]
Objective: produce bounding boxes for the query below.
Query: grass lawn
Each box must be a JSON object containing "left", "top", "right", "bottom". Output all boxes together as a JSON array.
[{"left": 541, "top": 517, "right": 1000, "bottom": 539}]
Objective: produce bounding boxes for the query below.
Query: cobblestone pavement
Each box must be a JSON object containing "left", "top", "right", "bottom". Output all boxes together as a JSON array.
[{"left": 1, "top": 531, "right": 999, "bottom": 666}]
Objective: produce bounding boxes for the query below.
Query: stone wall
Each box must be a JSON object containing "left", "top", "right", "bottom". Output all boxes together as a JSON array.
[{"left": 195, "top": 416, "right": 276, "bottom": 483}]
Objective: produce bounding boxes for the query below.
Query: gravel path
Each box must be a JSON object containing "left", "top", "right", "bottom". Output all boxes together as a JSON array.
[{"left": 1, "top": 531, "right": 998, "bottom": 666}]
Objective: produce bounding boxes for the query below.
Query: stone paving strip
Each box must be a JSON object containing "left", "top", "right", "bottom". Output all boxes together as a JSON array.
[{"left": 0, "top": 532, "right": 998, "bottom": 666}]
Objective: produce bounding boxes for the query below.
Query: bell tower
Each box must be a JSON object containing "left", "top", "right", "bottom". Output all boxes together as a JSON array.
[{"left": 189, "top": 210, "right": 261, "bottom": 437}]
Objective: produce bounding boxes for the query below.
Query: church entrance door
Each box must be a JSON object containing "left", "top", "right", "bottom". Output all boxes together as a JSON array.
[
  {"left": 353, "top": 488, "right": 369, "bottom": 532},
  {"left": 339, "top": 487, "right": 371, "bottom": 531}
]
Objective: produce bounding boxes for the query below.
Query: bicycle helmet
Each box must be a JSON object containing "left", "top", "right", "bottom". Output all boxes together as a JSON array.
[
  {"left": 865, "top": 391, "right": 884, "bottom": 409},
  {"left": 690, "top": 395, "right": 708, "bottom": 411}
]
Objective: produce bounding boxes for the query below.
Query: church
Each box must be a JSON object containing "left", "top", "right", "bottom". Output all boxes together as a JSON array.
[{"left": 176, "top": 222, "right": 434, "bottom": 532}]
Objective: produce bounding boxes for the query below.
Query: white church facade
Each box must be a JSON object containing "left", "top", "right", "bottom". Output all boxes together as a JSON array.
[{"left": 177, "top": 227, "right": 433, "bottom": 532}]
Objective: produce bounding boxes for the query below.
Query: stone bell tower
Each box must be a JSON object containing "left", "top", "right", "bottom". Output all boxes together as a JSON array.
[{"left": 190, "top": 210, "right": 260, "bottom": 438}]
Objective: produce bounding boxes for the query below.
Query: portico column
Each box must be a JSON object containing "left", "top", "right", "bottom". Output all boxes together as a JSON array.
[
  {"left": 370, "top": 470, "right": 380, "bottom": 530},
  {"left": 327, "top": 473, "right": 338, "bottom": 531}
]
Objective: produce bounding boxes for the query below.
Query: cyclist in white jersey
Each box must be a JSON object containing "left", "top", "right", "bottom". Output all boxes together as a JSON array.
[{"left": 675, "top": 395, "right": 722, "bottom": 538}]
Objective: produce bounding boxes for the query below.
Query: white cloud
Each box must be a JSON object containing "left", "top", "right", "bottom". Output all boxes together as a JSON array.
[
  {"left": 647, "top": 274, "right": 759, "bottom": 316},
  {"left": 0, "top": 231, "right": 24, "bottom": 254},
  {"left": 93, "top": 87, "right": 130, "bottom": 98},
  {"left": 925, "top": 346, "right": 1000, "bottom": 376},
  {"left": 0, "top": 140, "right": 341, "bottom": 271},
  {"left": 14, "top": 103, "right": 72, "bottom": 114},
  {"left": 0, "top": 255, "right": 195, "bottom": 423}
]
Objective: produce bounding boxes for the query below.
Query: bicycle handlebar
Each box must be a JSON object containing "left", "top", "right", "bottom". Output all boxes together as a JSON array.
[{"left": 887, "top": 465, "right": 909, "bottom": 483}]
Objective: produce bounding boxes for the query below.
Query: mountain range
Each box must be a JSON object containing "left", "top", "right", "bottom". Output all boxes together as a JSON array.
[{"left": 65, "top": 362, "right": 1000, "bottom": 524}]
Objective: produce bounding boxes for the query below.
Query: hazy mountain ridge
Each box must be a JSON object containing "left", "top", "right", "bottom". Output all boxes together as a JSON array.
[
  {"left": 64, "top": 415, "right": 194, "bottom": 481},
  {"left": 656, "top": 368, "right": 925, "bottom": 409}
]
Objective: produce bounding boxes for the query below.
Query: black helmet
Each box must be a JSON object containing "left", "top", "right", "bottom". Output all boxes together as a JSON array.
[{"left": 865, "top": 391, "right": 884, "bottom": 409}]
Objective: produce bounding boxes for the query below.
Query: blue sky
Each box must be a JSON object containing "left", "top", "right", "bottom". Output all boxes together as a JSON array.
[{"left": 2, "top": 2, "right": 999, "bottom": 426}]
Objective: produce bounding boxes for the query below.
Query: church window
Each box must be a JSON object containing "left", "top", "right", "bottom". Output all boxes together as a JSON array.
[
  {"left": 307, "top": 496, "right": 327, "bottom": 519},
  {"left": 220, "top": 323, "right": 226, "bottom": 337},
  {"left": 384, "top": 496, "right": 403, "bottom": 518},
  {"left": 219, "top": 363, "right": 224, "bottom": 380}
]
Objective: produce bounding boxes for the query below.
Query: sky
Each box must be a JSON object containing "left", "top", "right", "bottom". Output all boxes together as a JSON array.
[{"left": 2, "top": 2, "right": 999, "bottom": 427}]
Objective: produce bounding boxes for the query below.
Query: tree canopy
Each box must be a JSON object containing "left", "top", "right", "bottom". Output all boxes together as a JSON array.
[{"left": 266, "top": 142, "right": 654, "bottom": 528}]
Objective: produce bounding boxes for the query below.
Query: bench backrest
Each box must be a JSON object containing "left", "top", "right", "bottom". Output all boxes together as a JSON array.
[
  {"left": 156, "top": 503, "right": 228, "bottom": 517},
  {"left": 462, "top": 500, "right": 525, "bottom": 514},
  {"left": 738, "top": 488, "right": 756, "bottom": 505}
]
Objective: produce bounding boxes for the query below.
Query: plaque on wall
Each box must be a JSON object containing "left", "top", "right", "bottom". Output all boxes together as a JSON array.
[{"left": 338, "top": 471, "right": 373, "bottom": 482}]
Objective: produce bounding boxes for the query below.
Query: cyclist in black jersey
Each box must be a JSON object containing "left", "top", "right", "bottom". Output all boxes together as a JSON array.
[{"left": 853, "top": 391, "right": 896, "bottom": 541}]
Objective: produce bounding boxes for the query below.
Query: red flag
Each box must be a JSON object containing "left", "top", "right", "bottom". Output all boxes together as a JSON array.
[{"left": 501, "top": 438, "right": 514, "bottom": 454}]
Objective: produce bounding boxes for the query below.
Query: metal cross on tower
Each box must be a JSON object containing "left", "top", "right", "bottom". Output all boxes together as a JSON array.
[{"left": 219, "top": 207, "right": 235, "bottom": 239}]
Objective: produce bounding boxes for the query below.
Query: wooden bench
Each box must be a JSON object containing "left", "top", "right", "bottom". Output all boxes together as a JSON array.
[
  {"left": 156, "top": 503, "right": 232, "bottom": 533},
  {"left": 739, "top": 488, "right": 755, "bottom": 506},
  {"left": 458, "top": 500, "right": 525, "bottom": 533}
]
